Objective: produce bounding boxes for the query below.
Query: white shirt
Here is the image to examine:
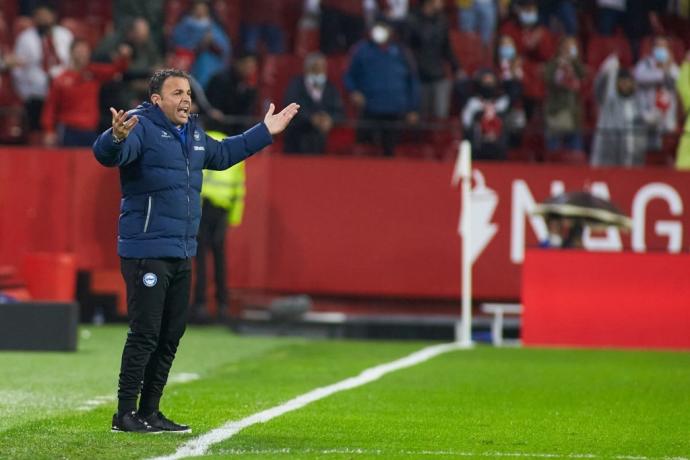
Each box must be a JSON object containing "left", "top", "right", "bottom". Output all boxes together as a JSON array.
[{"left": 11, "top": 25, "right": 73, "bottom": 100}]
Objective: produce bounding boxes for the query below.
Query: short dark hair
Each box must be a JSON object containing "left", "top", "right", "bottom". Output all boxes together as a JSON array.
[{"left": 148, "top": 69, "right": 191, "bottom": 98}]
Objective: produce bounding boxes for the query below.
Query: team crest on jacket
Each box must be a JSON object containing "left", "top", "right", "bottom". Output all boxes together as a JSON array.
[
  {"left": 193, "top": 130, "right": 201, "bottom": 141},
  {"left": 161, "top": 130, "right": 172, "bottom": 139},
  {"left": 142, "top": 272, "right": 158, "bottom": 287}
]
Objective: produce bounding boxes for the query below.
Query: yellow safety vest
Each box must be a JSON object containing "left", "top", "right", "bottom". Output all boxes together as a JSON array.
[{"left": 201, "top": 130, "right": 247, "bottom": 226}]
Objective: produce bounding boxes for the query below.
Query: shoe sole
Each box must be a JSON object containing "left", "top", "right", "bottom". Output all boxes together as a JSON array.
[{"left": 111, "top": 428, "right": 164, "bottom": 434}]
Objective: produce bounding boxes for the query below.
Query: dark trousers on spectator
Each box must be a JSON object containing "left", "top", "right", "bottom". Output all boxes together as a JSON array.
[
  {"left": 60, "top": 125, "right": 98, "bottom": 147},
  {"left": 194, "top": 199, "right": 229, "bottom": 309},
  {"left": 319, "top": 6, "right": 365, "bottom": 55},
  {"left": 25, "top": 98, "right": 43, "bottom": 131},
  {"left": 357, "top": 113, "right": 403, "bottom": 157},
  {"left": 117, "top": 257, "right": 191, "bottom": 415}
]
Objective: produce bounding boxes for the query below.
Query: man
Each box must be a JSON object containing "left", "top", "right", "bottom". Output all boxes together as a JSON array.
[
  {"left": 407, "top": 0, "right": 462, "bottom": 120},
  {"left": 205, "top": 52, "right": 259, "bottom": 135},
  {"left": 344, "top": 20, "right": 420, "bottom": 157},
  {"left": 42, "top": 39, "right": 130, "bottom": 147},
  {"left": 93, "top": 69, "right": 299, "bottom": 433},
  {"left": 12, "top": 3, "right": 73, "bottom": 131},
  {"left": 283, "top": 52, "right": 344, "bottom": 154},
  {"left": 192, "top": 130, "right": 246, "bottom": 323}
]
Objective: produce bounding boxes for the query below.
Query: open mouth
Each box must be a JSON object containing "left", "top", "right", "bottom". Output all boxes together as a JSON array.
[{"left": 177, "top": 107, "right": 190, "bottom": 117}]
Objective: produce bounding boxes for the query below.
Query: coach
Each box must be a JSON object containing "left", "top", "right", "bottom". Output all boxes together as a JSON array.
[{"left": 93, "top": 68, "right": 299, "bottom": 433}]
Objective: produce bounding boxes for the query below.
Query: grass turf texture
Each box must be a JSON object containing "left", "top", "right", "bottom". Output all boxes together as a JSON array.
[{"left": 0, "top": 326, "right": 688, "bottom": 459}]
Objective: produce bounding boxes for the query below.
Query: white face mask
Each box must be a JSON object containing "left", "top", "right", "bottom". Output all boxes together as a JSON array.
[
  {"left": 307, "top": 73, "right": 327, "bottom": 88},
  {"left": 371, "top": 25, "right": 390, "bottom": 45}
]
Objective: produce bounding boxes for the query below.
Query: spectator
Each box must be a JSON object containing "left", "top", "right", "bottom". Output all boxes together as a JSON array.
[
  {"left": 320, "top": 0, "right": 376, "bottom": 55},
  {"left": 344, "top": 20, "right": 420, "bottom": 156},
  {"left": 590, "top": 55, "right": 647, "bottom": 167},
  {"left": 283, "top": 52, "right": 345, "bottom": 154},
  {"left": 496, "top": 34, "right": 526, "bottom": 147},
  {"left": 205, "top": 52, "right": 259, "bottom": 134},
  {"left": 94, "top": 17, "right": 162, "bottom": 78},
  {"left": 240, "top": 0, "right": 286, "bottom": 54},
  {"left": 462, "top": 69, "right": 511, "bottom": 160},
  {"left": 544, "top": 36, "right": 585, "bottom": 152},
  {"left": 538, "top": 0, "right": 578, "bottom": 35},
  {"left": 94, "top": 17, "right": 163, "bottom": 130},
  {"left": 596, "top": 0, "right": 667, "bottom": 60},
  {"left": 499, "top": 0, "right": 555, "bottom": 64},
  {"left": 41, "top": 39, "right": 130, "bottom": 147},
  {"left": 407, "top": 0, "right": 463, "bottom": 120},
  {"left": 11, "top": 3, "right": 73, "bottom": 131},
  {"left": 456, "top": 0, "right": 498, "bottom": 46},
  {"left": 633, "top": 36, "right": 679, "bottom": 151},
  {"left": 171, "top": 0, "right": 231, "bottom": 88},
  {"left": 676, "top": 51, "right": 690, "bottom": 169},
  {"left": 113, "top": 0, "right": 165, "bottom": 53}
]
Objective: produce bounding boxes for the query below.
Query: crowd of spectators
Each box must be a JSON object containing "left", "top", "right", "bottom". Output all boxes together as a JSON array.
[{"left": 2, "top": 0, "right": 690, "bottom": 168}]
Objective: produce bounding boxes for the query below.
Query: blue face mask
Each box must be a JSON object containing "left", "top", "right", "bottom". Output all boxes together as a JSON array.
[
  {"left": 519, "top": 10, "right": 538, "bottom": 26},
  {"left": 499, "top": 45, "right": 516, "bottom": 61},
  {"left": 653, "top": 46, "right": 669, "bottom": 63}
]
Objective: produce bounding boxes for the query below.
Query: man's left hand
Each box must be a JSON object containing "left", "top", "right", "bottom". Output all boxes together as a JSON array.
[{"left": 264, "top": 102, "right": 300, "bottom": 135}]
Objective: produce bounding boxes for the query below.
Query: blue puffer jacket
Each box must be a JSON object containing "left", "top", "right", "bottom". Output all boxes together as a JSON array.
[
  {"left": 93, "top": 102, "right": 272, "bottom": 259},
  {"left": 344, "top": 40, "right": 420, "bottom": 115}
]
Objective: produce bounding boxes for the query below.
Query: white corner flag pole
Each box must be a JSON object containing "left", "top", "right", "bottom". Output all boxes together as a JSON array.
[{"left": 452, "top": 141, "right": 473, "bottom": 346}]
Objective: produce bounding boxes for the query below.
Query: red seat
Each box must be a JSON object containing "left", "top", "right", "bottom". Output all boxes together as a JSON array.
[
  {"left": 259, "top": 54, "right": 303, "bottom": 107},
  {"left": 212, "top": 0, "right": 241, "bottom": 43},
  {"left": 544, "top": 149, "right": 588, "bottom": 164},
  {"left": 450, "top": 30, "right": 492, "bottom": 76},
  {"left": 586, "top": 34, "right": 633, "bottom": 70},
  {"left": 295, "top": 26, "right": 320, "bottom": 57},
  {"left": 326, "top": 126, "right": 356, "bottom": 154}
]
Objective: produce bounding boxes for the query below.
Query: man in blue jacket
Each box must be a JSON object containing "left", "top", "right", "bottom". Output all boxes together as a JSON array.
[
  {"left": 93, "top": 68, "right": 299, "bottom": 433},
  {"left": 344, "top": 20, "right": 420, "bottom": 157}
]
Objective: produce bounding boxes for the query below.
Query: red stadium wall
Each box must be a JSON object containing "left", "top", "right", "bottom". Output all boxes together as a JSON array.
[{"left": 2, "top": 148, "right": 690, "bottom": 301}]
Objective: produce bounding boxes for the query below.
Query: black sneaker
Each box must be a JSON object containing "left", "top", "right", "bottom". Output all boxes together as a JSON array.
[
  {"left": 141, "top": 411, "right": 191, "bottom": 433},
  {"left": 111, "top": 411, "right": 162, "bottom": 433}
]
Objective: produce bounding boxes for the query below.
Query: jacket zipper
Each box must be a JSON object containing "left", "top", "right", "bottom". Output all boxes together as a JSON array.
[
  {"left": 143, "top": 195, "right": 152, "bottom": 233},
  {"left": 185, "top": 157, "right": 190, "bottom": 258}
]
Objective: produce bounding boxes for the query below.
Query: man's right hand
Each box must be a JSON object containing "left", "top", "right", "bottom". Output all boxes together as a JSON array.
[{"left": 110, "top": 107, "right": 139, "bottom": 141}]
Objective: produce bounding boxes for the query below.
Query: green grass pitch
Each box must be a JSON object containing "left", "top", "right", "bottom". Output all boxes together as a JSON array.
[{"left": 0, "top": 326, "right": 689, "bottom": 459}]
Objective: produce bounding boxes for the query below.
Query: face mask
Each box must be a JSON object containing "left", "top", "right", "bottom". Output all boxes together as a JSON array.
[
  {"left": 519, "top": 11, "right": 538, "bottom": 26},
  {"left": 307, "top": 73, "right": 327, "bottom": 88},
  {"left": 569, "top": 46, "right": 578, "bottom": 59},
  {"left": 499, "top": 45, "right": 516, "bottom": 61},
  {"left": 371, "top": 25, "right": 390, "bottom": 45},
  {"left": 653, "top": 46, "right": 669, "bottom": 63}
]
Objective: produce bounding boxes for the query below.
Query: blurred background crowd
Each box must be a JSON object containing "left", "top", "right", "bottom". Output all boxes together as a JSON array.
[{"left": 2, "top": 0, "right": 690, "bottom": 167}]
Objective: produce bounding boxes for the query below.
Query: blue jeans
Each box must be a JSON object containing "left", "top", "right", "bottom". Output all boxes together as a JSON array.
[
  {"left": 458, "top": 1, "right": 496, "bottom": 45},
  {"left": 241, "top": 23, "right": 285, "bottom": 54},
  {"left": 540, "top": 0, "right": 578, "bottom": 35},
  {"left": 546, "top": 132, "right": 584, "bottom": 152}
]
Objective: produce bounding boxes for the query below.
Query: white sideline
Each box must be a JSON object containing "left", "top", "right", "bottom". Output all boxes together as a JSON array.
[{"left": 149, "top": 342, "right": 466, "bottom": 460}]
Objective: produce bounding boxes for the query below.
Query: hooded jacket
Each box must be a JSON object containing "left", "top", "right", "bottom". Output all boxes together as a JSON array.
[{"left": 92, "top": 102, "right": 272, "bottom": 259}]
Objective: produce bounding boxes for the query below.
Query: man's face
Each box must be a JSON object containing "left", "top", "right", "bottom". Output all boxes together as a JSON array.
[
  {"left": 33, "top": 7, "right": 55, "bottom": 28},
  {"left": 71, "top": 42, "right": 91, "bottom": 69},
  {"left": 152, "top": 77, "right": 192, "bottom": 127},
  {"left": 128, "top": 19, "right": 150, "bottom": 45},
  {"left": 306, "top": 57, "right": 326, "bottom": 76}
]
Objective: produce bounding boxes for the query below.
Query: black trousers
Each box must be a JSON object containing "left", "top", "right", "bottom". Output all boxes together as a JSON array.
[
  {"left": 117, "top": 257, "right": 191, "bottom": 415},
  {"left": 194, "top": 199, "right": 229, "bottom": 307}
]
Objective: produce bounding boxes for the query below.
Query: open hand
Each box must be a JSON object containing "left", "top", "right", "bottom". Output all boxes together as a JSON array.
[
  {"left": 263, "top": 102, "right": 300, "bottom": 135},
  {"left": 110, "top": 107, "right": 139, "bottom": 141}
]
